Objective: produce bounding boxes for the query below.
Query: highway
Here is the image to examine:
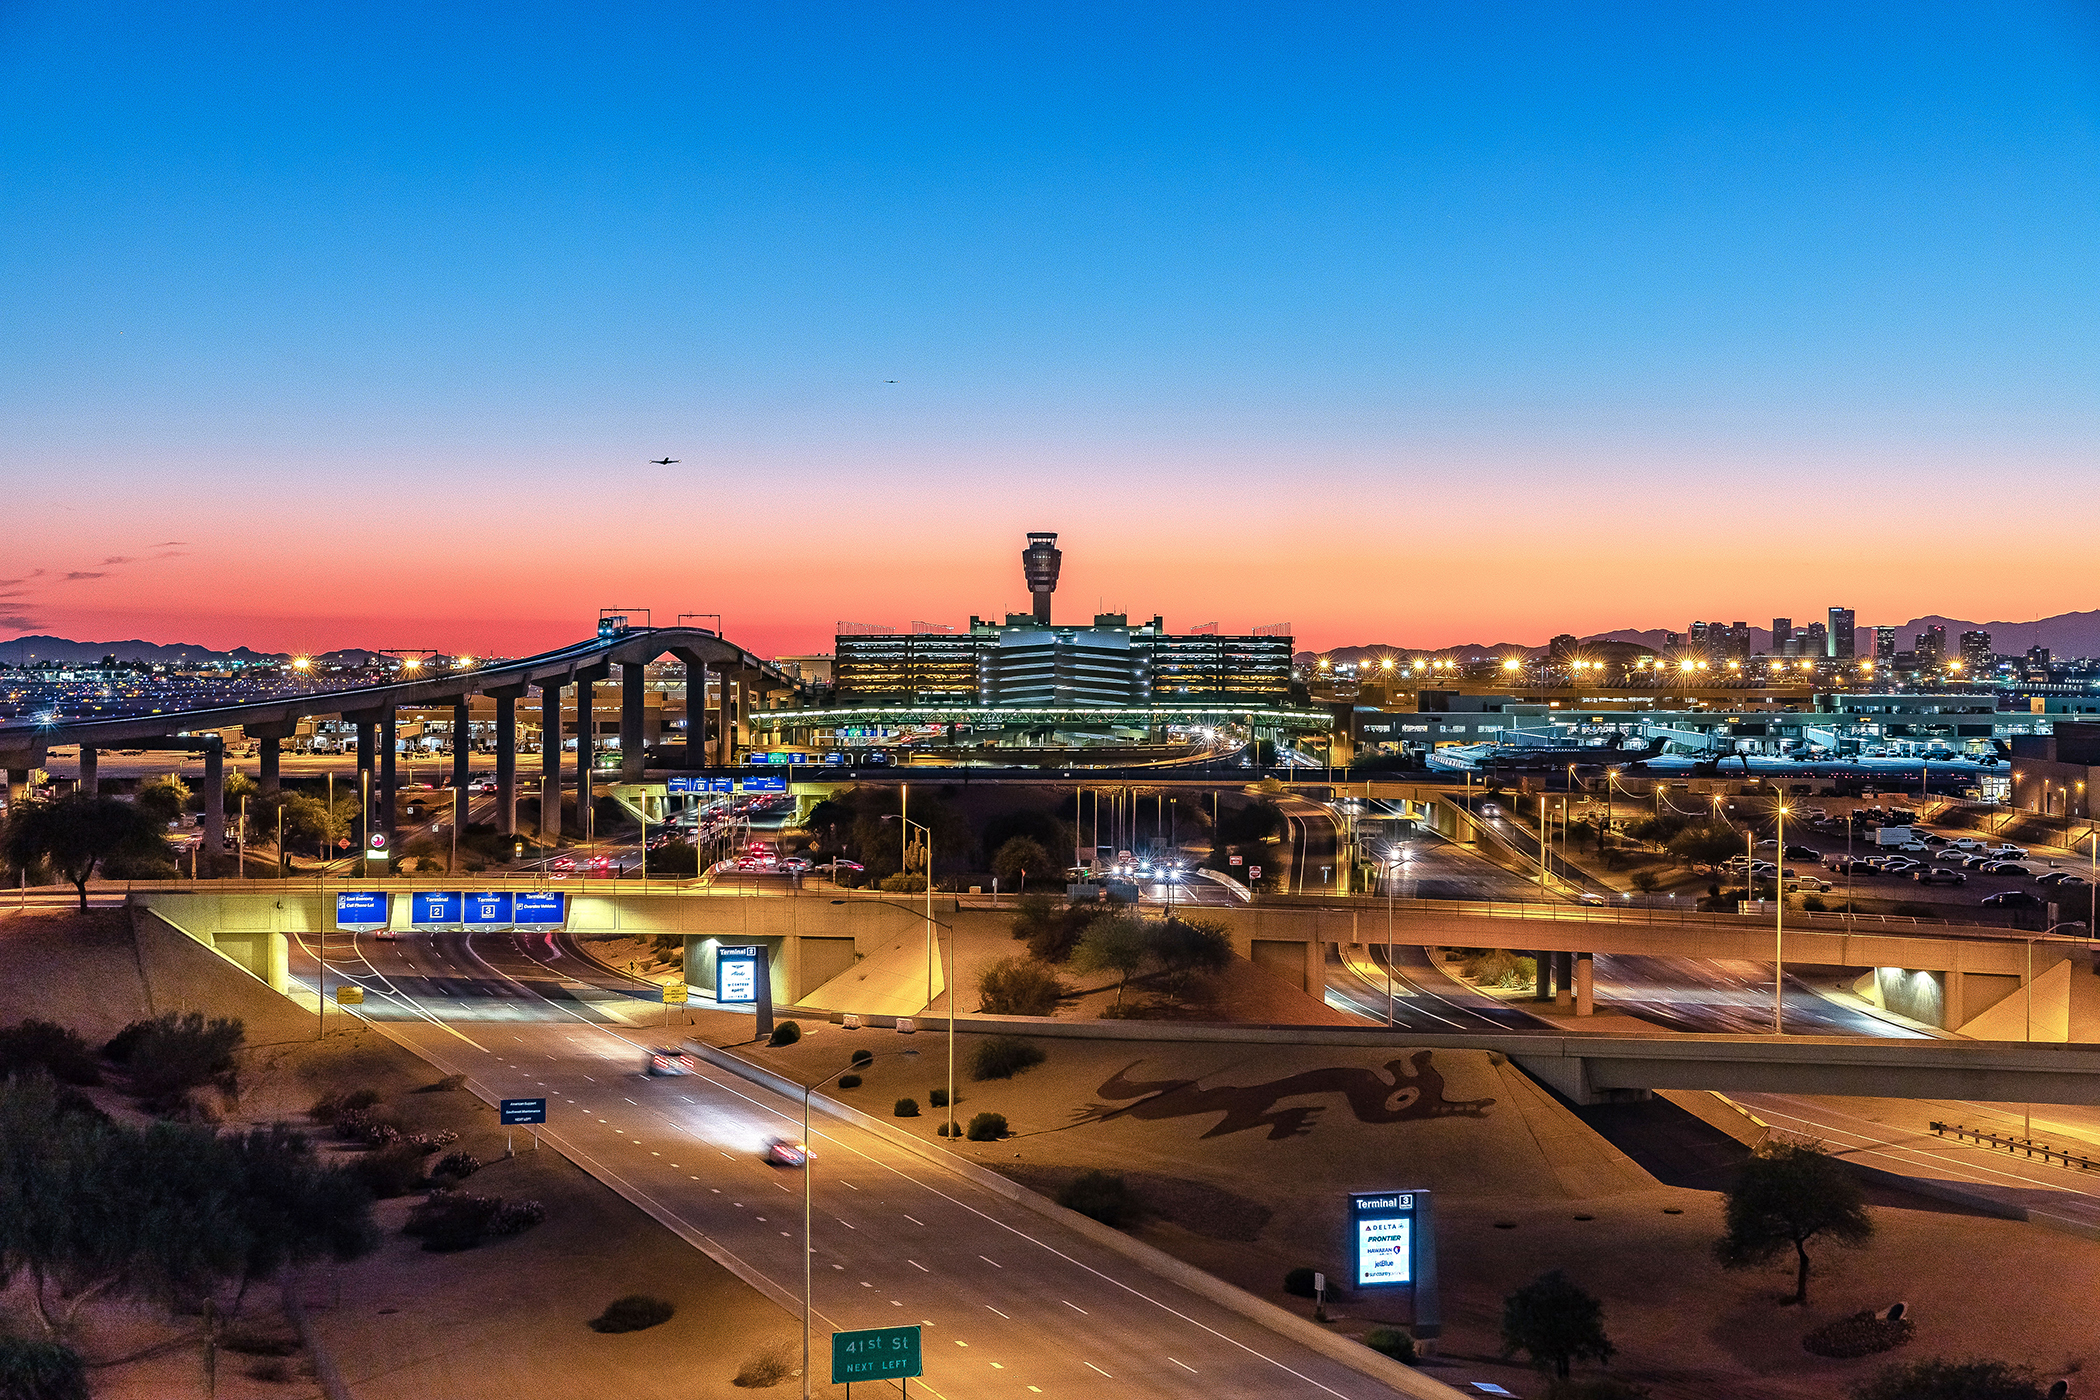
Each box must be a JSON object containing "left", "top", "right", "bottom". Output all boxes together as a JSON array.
[{"left": 282, "top": 926, "right": 1447, "bottom": 1400}]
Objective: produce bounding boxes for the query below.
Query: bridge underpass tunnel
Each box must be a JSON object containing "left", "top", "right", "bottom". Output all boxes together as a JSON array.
[{"left": 1858, "top": 950, "right": 2098, "bottom": 1039}]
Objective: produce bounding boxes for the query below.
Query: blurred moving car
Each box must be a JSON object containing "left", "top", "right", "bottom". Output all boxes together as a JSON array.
[
  {"left": 764, "top": 1137, "right": 810, "bottom": 1167},
  {"left": 645, "top": 1048, "right": 697, "bottom": 1076}
]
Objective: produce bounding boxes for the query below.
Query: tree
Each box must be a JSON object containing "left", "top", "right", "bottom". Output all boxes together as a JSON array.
[
  {"left": 990, "top": 836, "right": 1051, "bottom": 893},
  {"left": 133, "top": 776, "right": 191, "bottom": 828},
  {"left": 2, "top": 795, "right": 167, "bottom": 909},
  {"left": 1666, "top": 822, "right": 1741, "bottom": 871},
  {"left": 977, "top": 956, "right": 1063, "bottom": 1016},
  {"left": 1147, "top": 917, "right": 1232, "bottom": 994},
  {"left": 1714, "top": 1139, "right": 1873, "bottom": 1305},
  {"left": 1071, "top": 915, "right": 1150, "bottom": 1006},
  {"left": 1218, "top": 798, "right": 1285, "bottom": 845},
  {"left": 1501, "top": 1270, "right": 1615, "bottom": 1379},
  {"left": 1629, "top": 870, "right": 1662, "bottom": 894}
]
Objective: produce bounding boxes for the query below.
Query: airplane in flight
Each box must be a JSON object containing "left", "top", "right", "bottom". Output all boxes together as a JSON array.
[{"left": 650, "top": 458, "right": 678, "bottom": 465}]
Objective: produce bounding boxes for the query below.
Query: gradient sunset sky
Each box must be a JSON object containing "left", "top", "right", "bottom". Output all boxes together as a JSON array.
[{"left": 3, "top": 3, "right": 2096, "bottom": 658}]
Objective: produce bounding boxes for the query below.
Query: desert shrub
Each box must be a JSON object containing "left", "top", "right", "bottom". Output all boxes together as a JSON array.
[
  {"left": 431, "top": 1150, "right": 481, "bottom": 1182},
  {"left": 405, "top": 1191, "right": 502, "bottom": 1251},
  {"left": 880, "top": 873, "right": 928, "bottom": 893},
  {"left": 1805, "top": 1310, "right": 1914, "bottom": 1360},
  {"left": 836, "top": 1074, "right": 862, "bottom": 1089},
  {"left": 0, "top": 1020, "right": 102, "bottom": 1085},
  {"left": 1801, "top": 895, "right": 1829, "bottom": 912},
  {"left": 849, "top": 1049, "right": 873, "bottom": 1067},
  {"left": 929, "top": 1088, "right": 949, "bottom": 1107},
  {"left": 1463, "top": 950, "right": 1537, "bottom": 990},
  {"left": 351, "top": 1142, "right": 426, "bottom": 1199},
  {"left": 965, "top": 1112, "right": 1007, "bottom": 1141},
  {"left": 589, "top": 1294, "right": 674, "bottom": 1334},
  {"left": 490, "top": 1199, "right": 545, "bottom": 1234},
  {"left": 1362, "top": 1328, "right": 1416, "bottom": 1364},
  {"left": 977, "top": 956, "right": 1065, "bottom": 1016},
  {"left": 106, "top": 1011, "right": 244, "bottom": 1108},
  {"left": 970, "top": 1036, "right": 1046, "bottom": 1081},
  {"left": 1850, "top": 1358, "right": 2047, "bottom": 1400},
  {"left": 1058, "top": 1170, "right": 1131, "bottom": 1227},
  {"left": 417, "top": 1074, "right": 468, "bottom": 1093},
  {"left": 333, "top": 1108, "right": 403, "bottom": 1147},
  {"left": 1283, "top": 1267, "right": 1319, "bottom": 1298},
  {"left": 768, "top": 1021, "right": 801, "bottom": 1047},
  {"left": 0, "top": 1337, "right": 88, "bottom": 1400},
  {"left": 894, "top": 1097, "right": 919, "bottom": 1117},
  {"left": 404, "top": 1129, "right": 460, "bottom": 1155},
  {"left": 733, "top": 1347, "right": 794, "bottom": 1388}
]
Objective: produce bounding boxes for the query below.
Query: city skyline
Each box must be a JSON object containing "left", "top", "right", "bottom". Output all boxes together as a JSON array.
[{"left": 5, "top": 4, "right": 2096, "bottom": 656}]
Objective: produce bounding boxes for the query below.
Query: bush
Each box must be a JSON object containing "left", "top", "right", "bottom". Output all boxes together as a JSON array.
[
  {"left": 894, "top": 1097, "right": 919, "bottom": 1117},
  {"left": 405, "top": 1129, "right": 459, "bottom": 1156},
  {"left": 106, "top": 1011, "right": 245, "bottom": 1109},
  {"left": 351, "top": 1142, "right": 426, "bottom": 1199},
  {"left": 490, "top": 1199, "right": 546, "bottom": 1234},
  {"left": 0, "top": 1020, "right": 102, "bottom": 1086},
  {"left": 880, "top": 873, "right": 928, "bottom": 892},
  {"left": 1805, "top": 1310, "right": 1915, "bottom": 1360},
  {"left": 734, "top": 1346, "right": 795, "bottom": 1388},
  {"left": 849, "top": 1049, "right": 874, "bottom": 1067},
  {"left": 929, "top": 1088, "right": 949, "bottom": 1108},
  {"left": 589, "top": 1294, "right": 675, "bottom": 1334},
  {"left": 1284, "top": 1266, "right": 1319, "bottom": 1298},
  {"left": 1059, "top": 1170, "right": 1132, "bottom": 1227},
  {"left": 417, "top": 1073, "right": 468, "bottom": 1093},
  {"left": 0, "top": 1337, "right": 88, "bottom": 1400},
  {"left": 978, "top": 956, "right": 1065, "bottom": 1016},
  {"left": 768, "top": 1021, "right": 801, "bottom": 1047},
  {"left": 836, "top": 1074, "right": 862, "bottom": 1089},
  {"left": 970, "top": 1036, "right": 1046, "bottom": 1081},
  {"left": 1362, "top": 1328, "right": 1415, "bottom": 1364},
  {"left": 966, "top": 1112, "right": 1007, "bottom": 1141},
  {"left": 405, "top": 1191, "right": 501, "bottom": 1251},
  {"left": 1463, "top": 950, "right": 1537, "bottom": 990},
  {"left": 431, "top": 1150, "right": 482, "bottom": 1182},
  {"left": 1850, "top": 1358, "right": 2048, "bottom": 1400}
]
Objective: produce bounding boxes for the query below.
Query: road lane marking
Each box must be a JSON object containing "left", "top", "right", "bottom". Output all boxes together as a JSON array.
[
  {"left": 978, "top": 1255, "right": 1000, "bottom": 1267},
  {"left": 1084, "top": 1362, "right": 1112, "bottom": 1378},
  {"left": 903, "top": 1214, "right": 924, "bottom": 1225},
  {"left": 985, "top": 1306, "right": 1008, "bottom": 1319},
  {"left": 909, "top": 1260, "right": 929, "bottom": 1272},
  {"left": 1063, "top": 1301, "right": 1087, "bottom": 1314},
  {"left": 1169, "top": 1358, "right": 1196, "bottom": 1372}
]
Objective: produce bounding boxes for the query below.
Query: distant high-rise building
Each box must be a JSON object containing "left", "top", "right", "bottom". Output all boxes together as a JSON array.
[
  {"left": 1771, "top": 618, "right": 1792, "bottom": 655},
  {"left": 1828, "top": 607, "right": 1855, "bottom": 659},
  {"left": 1804, "top": 622, "right": 1827, "bottom": 658},
  {"left": 1875, "top": 626, "right": 1897, "bottom": 662},
  {"left": 1959, "top": 630, "right": 1993, "bottom": 670},
  {"left": 2026, "top": 645, "right": 2053, "bottom": 679},
  {"left": 1547, "top": 633, "right": 1578, "bottom": 662},
  {"left": 1915, "top": 625, "right": 1947, "bottom": 665}
]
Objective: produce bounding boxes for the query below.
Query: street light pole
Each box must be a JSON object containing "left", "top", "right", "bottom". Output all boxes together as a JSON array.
[
  {"left": 1774, "top": 801, "right": 1788, "bottom": 1035},
  {"left": 885, "top": 814, "right": 948, "bottom": 1139}
]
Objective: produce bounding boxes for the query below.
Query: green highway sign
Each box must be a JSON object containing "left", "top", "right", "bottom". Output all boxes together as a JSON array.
[{"left": 831, "top": 1324, "right": 921, "bottom": 1383}]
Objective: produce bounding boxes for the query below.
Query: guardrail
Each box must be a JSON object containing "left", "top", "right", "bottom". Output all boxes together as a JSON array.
[{"left": 1929, "top": 1120, "right": 2100, "bottom": 1172}]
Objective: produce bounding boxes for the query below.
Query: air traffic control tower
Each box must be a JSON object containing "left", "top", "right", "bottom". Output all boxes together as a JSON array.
[{"left": 1022, "top": 532, "right": 1062, "bottom": 624}]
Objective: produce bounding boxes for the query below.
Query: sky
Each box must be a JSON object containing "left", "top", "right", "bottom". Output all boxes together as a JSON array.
[{"left": 2, "top": 2, "right": 2096, "bottom": 658}]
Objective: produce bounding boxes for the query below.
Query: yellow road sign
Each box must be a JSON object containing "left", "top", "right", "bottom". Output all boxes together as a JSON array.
[
  {"left": 662, "top": 982, "right": 688, "bottom": 1005},
  {"left": 335, "top": 986, "right": 365, "bottom": 1005}
]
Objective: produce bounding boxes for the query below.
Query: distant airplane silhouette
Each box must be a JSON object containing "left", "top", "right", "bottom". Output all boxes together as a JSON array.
[
  {"left": 885, "top": 380, "right": 896, "bottom": 383},
  {"left": 650, "top": 458, "right": 678, "bottom": 465}
]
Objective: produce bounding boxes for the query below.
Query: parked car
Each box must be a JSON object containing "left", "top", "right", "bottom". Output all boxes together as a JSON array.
[
  {"left": 1949, "top": 837, "right": 1984, "bottom": 850},
  {"left": 1959, "top": 854, "right": 1998, "bottom": 870},
  {"left": 1988, "top": 844, "right": 2029, "bottom": 858},
  {"left": 1784, "top": 845, "right": 1820, "bottom": 860},
  {"left": 1981, "top": 890, "right": 2042, "bottom": 908},
  {"left": 1981, "top": 862, "right": 2031, "bottom": 877},
  {"left": 468, "top": 776, "right": 497, "bottom": 793},
  {"left": 1912, "top": 868, "right": 1967, "bottom": 886}
]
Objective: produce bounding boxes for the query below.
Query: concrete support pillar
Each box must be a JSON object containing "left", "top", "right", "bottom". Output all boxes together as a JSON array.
[
  {"left": 685, "top": 661, "right": 707, "bottom": 767},
  {"left": 1534, "top": 950, "right": 1552, "bottom": 1001},
  {"left": 378, "top": 709, "right": 397, "bottom": 839},
  {"left": 202, "top": 745, "right": 225, "bottom": 878},
  {"left": 495, "top": 693, "right": 517, "bottom": 837},
  {"left": 355, "top": 719, "right": 376, "bottom": 784},
  {"left": 575, "top": 678, "right": 595, "bottom": 843},
  {"left": 621, "top": 662, "right": 647, "bottom": 781},
  {"left": 734, "top": 678, "right": 748, "bottom": 758},
  {"left": 539, "top": 683, "right": 564, "bottom": 843},
  {"left": 451, "top": 700, "right": 471, "bottom": 797},
  {"left": 6, "top": 767, "right": 30, "bottom": 811},
  {"left": 1555, "top": 951, "right": 1573, "bottom": 1009},
  {"left": 1575, "top": 951, "right": 1595, "bottom": 1016},
  {"left": 715, "top": 670, "right": 732, "bottom": 766},
  {"left": 77, "top": 747, "right": 98, "bottom": 797},
  {"left": 255, "top": 737, "right": 278, "bottom": 795}
]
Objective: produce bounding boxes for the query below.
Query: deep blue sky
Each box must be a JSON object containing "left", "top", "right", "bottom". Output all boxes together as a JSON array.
[{"left": 3, "top": 3, "right": 2096, "bottom": 652}]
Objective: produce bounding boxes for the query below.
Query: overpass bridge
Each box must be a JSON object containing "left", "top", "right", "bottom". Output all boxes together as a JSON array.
[{"left": 0, "top": 625, "right": 805, "bottom": 872}]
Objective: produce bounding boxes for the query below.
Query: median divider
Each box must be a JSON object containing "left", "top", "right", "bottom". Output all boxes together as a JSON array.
[{"left": 685, "top": 1038, "right": 1472, "bottom": 1400}]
